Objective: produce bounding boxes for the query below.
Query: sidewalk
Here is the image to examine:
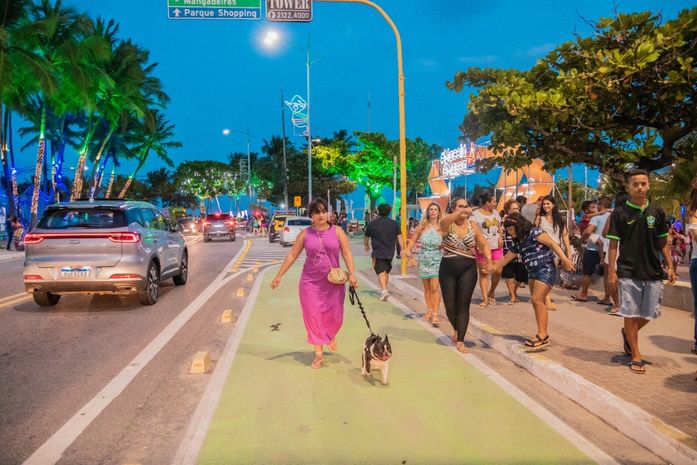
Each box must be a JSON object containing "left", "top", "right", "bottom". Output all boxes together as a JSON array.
[
  {"left": 0, "top": 247, "right": 24, "bottom": 262},
  {"left": 383, "top": 264, "right": 697, "bottom": 465}
]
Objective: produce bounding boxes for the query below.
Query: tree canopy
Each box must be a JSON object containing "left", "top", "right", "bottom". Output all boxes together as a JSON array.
[{"left": 447, "top": 8, "right": 697, "bottom": 182}]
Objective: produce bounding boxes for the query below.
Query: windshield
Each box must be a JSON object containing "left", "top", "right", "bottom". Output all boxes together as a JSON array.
[{"left": 38, "top": 208, "right": 126, "bottom": 229}]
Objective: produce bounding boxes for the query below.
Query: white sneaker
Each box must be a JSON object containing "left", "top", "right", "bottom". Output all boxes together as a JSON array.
[{"left": 380, "top": 289, "right": 390, "bottom": 301}]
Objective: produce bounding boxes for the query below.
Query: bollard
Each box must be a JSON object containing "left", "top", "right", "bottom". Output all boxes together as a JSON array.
[
  {"left": 236, "top": 287, "right": 246, "bottom": 297},
  {"left": 221, "top": 309, "right": 234, "bottom": 323},
  {"left": 190, "top": 351, "right": 211, "bottom": 374}
]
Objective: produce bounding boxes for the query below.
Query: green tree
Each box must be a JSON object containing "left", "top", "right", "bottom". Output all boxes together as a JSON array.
[{"left": 447, "top": 9, "right": 697, "bottom": 182}]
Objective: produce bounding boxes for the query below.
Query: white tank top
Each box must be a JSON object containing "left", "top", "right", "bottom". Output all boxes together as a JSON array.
[{"left": 690, "top": 223, "right": 697, "bottom": 260}]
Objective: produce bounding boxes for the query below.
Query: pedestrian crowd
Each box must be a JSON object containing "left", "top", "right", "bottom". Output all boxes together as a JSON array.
[{"left": 269, "top": 169, "right": 695, "bottom": 378}]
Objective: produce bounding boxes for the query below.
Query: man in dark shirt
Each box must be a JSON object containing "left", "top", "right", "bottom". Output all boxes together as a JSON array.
[
  {"left": 607, "top": 169, "right": 676, "bottom": 374},
  {"left": 364, "top": 203, "right": 403, "bottom": 301}
]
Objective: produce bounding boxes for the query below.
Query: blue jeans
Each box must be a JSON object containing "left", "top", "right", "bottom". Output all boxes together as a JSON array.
[{"left": 690, "top": 259, "right": 697, "bottom": 350}]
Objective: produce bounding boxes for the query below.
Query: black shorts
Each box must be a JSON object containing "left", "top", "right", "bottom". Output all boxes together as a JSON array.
[
  {"left": 582, "top": 250, "right": 600, "bottom": 276},
  {"left": 502, "top": 261, "right": 528, "bottom": 283},
  {"left": 373, "top": 258, "right": 393, "bottom": 275}
]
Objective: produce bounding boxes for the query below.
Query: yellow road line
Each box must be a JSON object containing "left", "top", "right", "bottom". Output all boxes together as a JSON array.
[
  {"left": 0, "top": 292, "right": 29, "bottom": 304},
  {"left": 229, "top": 240, "right": 252, "bottom": 273},
  {"left": 0, "top": 294, "right": 32, "bottom": 309}
]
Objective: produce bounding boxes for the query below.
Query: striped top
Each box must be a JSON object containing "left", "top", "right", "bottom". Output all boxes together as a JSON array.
[{"left": 442, "top": 221, "right": 476, "bottom": 259}]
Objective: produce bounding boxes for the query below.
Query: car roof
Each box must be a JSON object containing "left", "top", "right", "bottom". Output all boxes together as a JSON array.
[
  {"left": 284, "top": 216, "right": 311, "bottom": 221},
  {"left": 45, "top": 200, "right": 155, "bottom": 210}
]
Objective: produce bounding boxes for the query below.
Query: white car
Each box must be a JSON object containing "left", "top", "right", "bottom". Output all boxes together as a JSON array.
[{"left": 279, "top": 216, "right": 312, "bottom": 246}]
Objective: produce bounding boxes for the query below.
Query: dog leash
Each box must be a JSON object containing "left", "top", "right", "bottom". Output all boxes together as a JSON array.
[{"left": 349, "top": 286, "right": 374, "bottom": 335}]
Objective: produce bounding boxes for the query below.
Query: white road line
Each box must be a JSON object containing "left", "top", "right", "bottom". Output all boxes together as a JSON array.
[
  {"left": 360, "top": 272, "right": 619, "bottom": 465},
  {"left": 22, "top": 241, "right": 251, "bottom": 465},
  {"left": 172, "top": 266, "right": 273, "bottom": 465}
]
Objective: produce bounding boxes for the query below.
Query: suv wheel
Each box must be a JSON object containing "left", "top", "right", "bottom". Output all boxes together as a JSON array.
[
  {"left": 204, "top": 235, "right": 211, "bottom": 242},
  {"left": 138, "top": 262, "right": 160, "bottom": 305},
  {"left": 33, "top": 292, "right": 61, "bottom": 307},
  {"left": 173, "top": 251, "right": 188, "bottom": 286},
  {"left": 230, "top": 232, "right": 236, "bottom": 241}
]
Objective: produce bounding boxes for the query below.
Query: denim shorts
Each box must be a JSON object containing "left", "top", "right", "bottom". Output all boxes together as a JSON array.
[
  {"left": 527, "top": 263, "right": 557, "bottom": 287},
  {"left": 618, "top": 278, "right": 663, "bottom": 320}
]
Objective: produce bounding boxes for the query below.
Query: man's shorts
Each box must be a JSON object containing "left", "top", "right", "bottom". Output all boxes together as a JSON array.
[
  {"left": 476, "top": 247, "right": 504, "bottom": 266},
  {"left": 618, "top": 278, "right": 663, "bottom": 320},
  {"left": 582, "top": 250, "right": 600, "bottom": 276},
  {"left": 501, "top": 261, "right": 528, "bottom": 283},
  {"left": 373, "top": 258, "right": 393, "bottom": 275}
]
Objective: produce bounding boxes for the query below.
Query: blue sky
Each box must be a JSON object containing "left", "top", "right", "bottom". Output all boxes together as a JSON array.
[{"left": 15, "top": 0, "right": 693, "bottom": 206}]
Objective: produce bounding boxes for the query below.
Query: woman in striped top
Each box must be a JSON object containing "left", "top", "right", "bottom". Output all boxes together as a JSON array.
[{"left": 439, "top": 197, "right": 493, "bottom": 353}]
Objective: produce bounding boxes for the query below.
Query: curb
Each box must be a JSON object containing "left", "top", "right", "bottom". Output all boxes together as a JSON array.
[{"left": 390, "top": 277, "right": 697, "bottom": 465}]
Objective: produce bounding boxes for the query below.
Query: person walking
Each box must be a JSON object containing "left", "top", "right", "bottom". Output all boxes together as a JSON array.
[
  {"left": 496, "top": 213, "right": 575, "bottom": 348},
  {"left": 5, "top": 215, "right": 15, "bottom": 251},
  {"left": 606, "top": 169, "right": 676, "bottom": 374},
  {"left": 500, "top": 199, "right": 527, "bottom": 304},
  {"left": 688, "top": 176, "right": 697, "bottom": 355},
  {"left": 535, "top": 195, "right": 572, "bottom": 310},
  {"left": 472, "top": 193, "right": 503, "bottom": 306},
  {"left": 404, "top": 202, "right": 443, "bottom": 327},
  {"left": 271, "top": 198, "right": 358, "bottom": 369},
  {"left": 573, "top": 196, "right": 613, "bottom": 305},
  {"left": 439, "top": 197, "right": 492, "bottom": 353},
  {"left": 364, "top": 203, "right": 403, "bottom": 301}
]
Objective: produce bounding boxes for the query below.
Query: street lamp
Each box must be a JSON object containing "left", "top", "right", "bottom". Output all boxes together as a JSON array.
[
  {"left": 262, "top": 30, "right": 316, "bottom": 202},
  {"left": 222, "top": 127, "right": 252, "bottom": 202}
]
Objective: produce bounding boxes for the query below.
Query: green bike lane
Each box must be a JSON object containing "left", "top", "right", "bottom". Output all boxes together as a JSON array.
[{"left": 193, "top": 260, "right": 611, "bottom": 465}]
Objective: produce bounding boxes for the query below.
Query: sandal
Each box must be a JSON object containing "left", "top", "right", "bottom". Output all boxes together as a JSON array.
[
  {"left": 488, "top": 295, "right": 497, "bottom": 306},
  {"left": 507, "top": 298, "right": 520, "bottom": 305},
  {"left": 570, "top": 294, "right": 588, "bottom": 302},
  {"left": 328, "top": 338, "right": 337, "bottom": 353},
  {"left": 524, "top": 334, "right": 549, "bottom": 348},
  {"left": 311, "top": 353, "right": 323, "bottom": 369},
  {"left": 621, "top": 328, "right": 631, "bottom": 357},
  {"left": 547, "top": 303, "right": 557, "bottom": 311},
  {"left": 455, "top": 341, "right": 470, "bottom": 353},
  {"left": 431, "top": 313, "right": 440, "bottom": 328},
  {"left": 478, "top": 300, "right": 489, "bottom": 308},
  {"left": 597, "top": 300, "right": 613, "bottom": 306},
  {"left": 628, "top": 360, "right": 646, "bottom": 374}
]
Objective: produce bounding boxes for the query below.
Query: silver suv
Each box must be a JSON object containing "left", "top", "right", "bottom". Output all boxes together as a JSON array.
[{"left": 23, "top": 200, "right": 188, "bottom": 307}]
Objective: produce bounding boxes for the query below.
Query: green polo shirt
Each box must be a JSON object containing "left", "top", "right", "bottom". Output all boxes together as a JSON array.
[{"left": 606, "top": 200, "right": 668, "bottom": 281}]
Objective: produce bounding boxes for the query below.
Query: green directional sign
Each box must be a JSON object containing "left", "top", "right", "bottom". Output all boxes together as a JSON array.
[{"left": 167, "top": 0, "right": 262, "bottom": 20}]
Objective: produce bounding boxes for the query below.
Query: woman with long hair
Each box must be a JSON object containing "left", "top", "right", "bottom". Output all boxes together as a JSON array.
[
  {"left": 405, "top": 202, "right": 443, "bottom": 327},
  {"left": 688, "top": 176, "right": 697, "bottom": 355},
  {"left": 501, "top": 199, "right": 528, "bottom": 304},
  {"left": 439, "top": 197, "right": 493, "bottom": 353},
  {"left": 271, "top": 198, "right": 359, "bottom": 369},
  {"left": 496, "top": 213, "right": 575, "bottom": 348},
  {"left": 535, "top": 195, "right": 572, "bottom": 310}
]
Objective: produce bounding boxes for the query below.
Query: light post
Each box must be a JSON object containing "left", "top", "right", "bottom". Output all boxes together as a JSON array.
[
  {"left": 223, "top": 127, "right": 252, "bottom": 202},
  {"left": 280, "top": 90, "right": 289, "bottom": 210}
]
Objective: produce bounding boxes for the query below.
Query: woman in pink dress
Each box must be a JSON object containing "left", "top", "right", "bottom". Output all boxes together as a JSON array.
[{"left": 272, "top": 198, "right": 358, "bottom": 369}]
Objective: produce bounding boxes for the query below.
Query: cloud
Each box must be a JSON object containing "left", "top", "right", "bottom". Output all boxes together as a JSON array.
[
  {"left": 523, "top": 43, "right": 556, "bottom": 57},
  {"left": 458, "top": 55, "right": 498, "bottom": 65}
]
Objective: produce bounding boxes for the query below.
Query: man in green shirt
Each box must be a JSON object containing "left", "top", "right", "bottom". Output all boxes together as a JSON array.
[{"left": 606, "top": 169, "right": 676, "bottom": 374}]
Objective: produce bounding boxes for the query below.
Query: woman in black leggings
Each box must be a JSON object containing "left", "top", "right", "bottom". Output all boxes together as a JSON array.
[{"left": 439, "top": 197, "right": 493, "bottom": 353}]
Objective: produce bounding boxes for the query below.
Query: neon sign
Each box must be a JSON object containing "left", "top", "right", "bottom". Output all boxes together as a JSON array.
[
  {"left": 440, "top": 143, "right": 477, "bottom": 178},
  {"left": 284, "top": 95, "right": 308, "bottom": 135}
]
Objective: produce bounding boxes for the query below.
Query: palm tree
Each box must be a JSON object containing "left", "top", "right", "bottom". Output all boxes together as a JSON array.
[{"left": 118, "top": 109, "right": 180, "bottom": 198}]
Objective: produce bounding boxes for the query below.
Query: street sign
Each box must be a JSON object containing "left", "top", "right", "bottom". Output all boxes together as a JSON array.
[
  {"left": 167, "top": 0, "right": 262, "bottom": 20},
  {"left": 266, "top": 0, "right": 312, "bottom": 22},
  {"left": 293, "top": 196, "right": 302, "bottom": 207}
]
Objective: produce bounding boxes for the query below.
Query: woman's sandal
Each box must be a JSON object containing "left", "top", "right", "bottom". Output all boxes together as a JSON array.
[
  {"left": 547, "top": 303, "right": 557, "bottom": 311},
  {"left": 431, "top": 313, "right": 440, "bottom": 328},
  {"left": 488, "top": 295, "right": 497, "bottom": 306},
  {"left": 311, "top": 354, "right": 323, "bottom": 369},
  {"left": 456, "top": 341, "right": 470, "bottom": 353},
  {"left": 524, "top": 334, "right": 550, "bottom": 348},
  {"left": 507, "top": 298, "right": 520, "bottom": 305}
]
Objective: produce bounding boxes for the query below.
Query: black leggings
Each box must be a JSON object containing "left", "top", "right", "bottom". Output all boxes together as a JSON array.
[{"left": 439, "top": 256, "right": 478, "bottom": 342}]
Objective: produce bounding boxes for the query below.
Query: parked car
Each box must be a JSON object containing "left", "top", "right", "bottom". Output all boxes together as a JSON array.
[
  {"left": 279, "top": 216, "right": 313, "bottom": 246},
  {"left": 202, "top": 213, "right": 236, "bottom": 242},
  {"left": 23, "top": 200, "right": 188, "bottom": 307},
  {"left": 176, "top": 217, "right": 199, "bottom": 235},
  {"left": 269, "top": 212, "right": 291, "bottom": 242}
]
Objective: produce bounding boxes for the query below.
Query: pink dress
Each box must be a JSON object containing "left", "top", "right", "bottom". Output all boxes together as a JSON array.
[{"left": 299, "top": 225, "right": 346, "bottom": 345}]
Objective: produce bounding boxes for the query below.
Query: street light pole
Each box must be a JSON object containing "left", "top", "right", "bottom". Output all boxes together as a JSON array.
[
  {"left": 223, "top": 127, "right": 253, "bottom": 203},
  {"left": 280, "top": 90, "right": 289, "bottom": 210},
  {"left": 306, "top": 38, "right": 313, "bottom": 202}
]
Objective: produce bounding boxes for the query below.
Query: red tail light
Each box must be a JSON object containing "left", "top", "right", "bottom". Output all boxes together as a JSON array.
[
  {"left": 226, "top": 220, "right": 235, "bottom": 226},
  {"left": 23, "top": 234, "right": 45, "bottom": 244},
  {"left": 109, "top": 273, "right": 141, "bottom": 279},
  {"left": 108, "top": 232, "right": 141, "bottom": 243},
  {"left": 23, "top": 275, "right": 43, "bottom": 281},
  {"left": 284, "top": 227, "right": 290, "bottom": 233}
]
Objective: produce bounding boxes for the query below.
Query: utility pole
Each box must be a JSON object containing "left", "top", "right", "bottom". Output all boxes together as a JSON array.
[{"left": 281, "top": 90, "right": 289, "bottom": 210}]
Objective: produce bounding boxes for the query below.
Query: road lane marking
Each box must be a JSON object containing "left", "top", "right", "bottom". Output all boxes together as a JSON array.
[
  {"left": 22, "top": 241, "right": 251, "bottom": 465},
  {"left": 172, "top": 266, "right": 272, "bottom": 465},
  {"left": 380, "top": 275, "right": 619, "bottom": 465},
  {"left": 0, "top": 293, "right": 32, "bottom": 309}
]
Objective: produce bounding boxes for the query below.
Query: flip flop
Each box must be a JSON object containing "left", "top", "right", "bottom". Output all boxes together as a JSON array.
[
  {"left": 628, "top": 361, "right": 645, "bottom": 374},
  {"left": 597, "top": 300, "right": 613, "bottom": 305},
  {"left": 570, "top": 294, "right": 588, "bottom": 302}
]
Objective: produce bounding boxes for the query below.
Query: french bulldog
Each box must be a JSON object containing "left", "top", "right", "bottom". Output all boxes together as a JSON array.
[{"left": 361, "top": 334, "right": 392, "bottom": 385}]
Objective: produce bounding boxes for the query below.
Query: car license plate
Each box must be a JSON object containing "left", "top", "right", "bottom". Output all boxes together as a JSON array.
[{"left": 61, "top": 267, "right": 90, "bottom": 279}]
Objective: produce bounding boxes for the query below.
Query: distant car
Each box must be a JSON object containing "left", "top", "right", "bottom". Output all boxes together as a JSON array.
[
  {"left": 279, "top": 216, "right": 313, "bottom": 246},
  {"left": 202, "top": 213, "right": 236, "bottom": 242},
  {"left": 269, "top": 212, "right": 292, "bottom": 242},
  {"left": 176, "top": 217, "right": 199, "bottom": 235},
  {"left": 23, "top": 200, "right": 188, "bottom": 307}
]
